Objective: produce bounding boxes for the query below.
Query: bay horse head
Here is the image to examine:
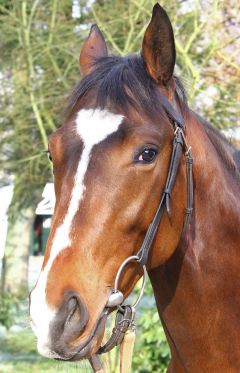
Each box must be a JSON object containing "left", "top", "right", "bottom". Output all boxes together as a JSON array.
[{"left": 29, "top": 3, "right": 188, "bottom": 361}]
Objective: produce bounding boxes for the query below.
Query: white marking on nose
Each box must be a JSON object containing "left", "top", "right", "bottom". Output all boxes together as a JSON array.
[
  {"left": 50, "top": 108, "right": 123, "bottom": 269},
  {"left": 30, "top": 108, "right": 123, "bottom": 352}
]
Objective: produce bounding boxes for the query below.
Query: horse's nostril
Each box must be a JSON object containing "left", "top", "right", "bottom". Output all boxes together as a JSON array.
[
  {"left": 67, "top": 297, "right": 78, "bottom": 317},
  {"left": 65, "top": 297, "right": 81, "bottom": 327},
  {"left": 50, "top": 291, "right": 89, "bottom": 350},
  {"left": 60, "top": 292, "right": 89, "bottom": 342},
  {"left": 68, "top": 297, "right": 77, "bottom": 312}
]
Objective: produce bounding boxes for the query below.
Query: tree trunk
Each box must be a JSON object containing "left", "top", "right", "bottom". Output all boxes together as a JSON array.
[{"left": 2, "top": 207, "right": 34, "bottom": 298}]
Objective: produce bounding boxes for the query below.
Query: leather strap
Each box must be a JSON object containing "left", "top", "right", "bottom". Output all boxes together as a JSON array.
[
  {"left": 182, "top": 149, "right": 193, "bottom": 235},
  {"left": 158, "top": 91, "right": 184, "bottom": 128},
  {"left": 98, "top": 306, "right": 134, "bottom": 354},
  {"left": 137, "top": 127, "right": 186, "bottom": 266},
  {"left": 96, "top": 102, "right": 194, "bottom": 363},
  {"left": 89, "top": 355, "right": 104, "bottom": 372}
]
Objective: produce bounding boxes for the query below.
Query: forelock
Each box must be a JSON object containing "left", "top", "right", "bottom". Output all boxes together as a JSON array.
[{"left": 65, "top": 55, "right": 183, "bottom": 119}]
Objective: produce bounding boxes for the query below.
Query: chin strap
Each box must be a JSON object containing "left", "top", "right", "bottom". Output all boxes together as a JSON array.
[
  {"left": 89, "top": 306, "right": 136, "bottom": 373},
  {"left": 89, "top": 355, "right": 104, "bottom": 372}
]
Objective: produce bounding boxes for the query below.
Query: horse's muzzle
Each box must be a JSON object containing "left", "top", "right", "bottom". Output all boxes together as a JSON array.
[{"left": 47, "top": 291, "right": 89, "bottom": 358}]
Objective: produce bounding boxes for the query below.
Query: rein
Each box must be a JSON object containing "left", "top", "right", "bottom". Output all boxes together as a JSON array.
[{"left": 89, "top": 100, "right": 193, "bottom": 372}]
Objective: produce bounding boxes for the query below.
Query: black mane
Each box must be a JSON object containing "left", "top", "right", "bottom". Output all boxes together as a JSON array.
[{"left": 65, "top": 54, "right": 186, "bottom": 118}]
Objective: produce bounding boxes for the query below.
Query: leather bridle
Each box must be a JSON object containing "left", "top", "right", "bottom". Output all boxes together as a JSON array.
[{"left": 89, "top": 97, "right": 193, "bottom": 372}]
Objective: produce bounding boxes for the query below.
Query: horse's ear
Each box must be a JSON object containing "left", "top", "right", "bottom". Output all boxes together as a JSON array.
[
  {"left": 142, "top": 3, "right": 176, "bottom": 86},
  {"left": 79, "top": 24, "right": 108, "bottom": 76}
]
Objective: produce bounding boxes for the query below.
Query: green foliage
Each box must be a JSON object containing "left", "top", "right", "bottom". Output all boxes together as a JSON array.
[
  {"left": 134, "top": 311, "right": 170, "bottom": 372},
  {"left": 132, "top": 281, "right": 170, "bottom": 372},
  {"left": 0, "top": 0, "right": 88, "bottom": 214},
  {"left": 0, "top": 291, "right": 19, "bottom": 329},
  {"left": 92, "top": 0, "right": 240, "bottom": 129}
]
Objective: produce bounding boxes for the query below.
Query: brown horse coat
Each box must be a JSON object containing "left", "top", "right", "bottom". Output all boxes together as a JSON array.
[{"left": 30, "top": 4, "right": 240, "bottom": 372}]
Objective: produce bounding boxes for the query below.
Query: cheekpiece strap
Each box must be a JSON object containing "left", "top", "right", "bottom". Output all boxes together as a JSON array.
[{"left": 137, "top": 126, "right": 185, "bottom": 266}]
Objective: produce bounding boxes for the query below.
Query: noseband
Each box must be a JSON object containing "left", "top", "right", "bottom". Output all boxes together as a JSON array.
[{"left": 90, "top": 97, "right": 193, "bottom": 372}]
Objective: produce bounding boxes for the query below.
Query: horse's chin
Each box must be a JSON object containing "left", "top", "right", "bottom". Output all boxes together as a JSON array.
[{"left": 55, "top": 308, "right": 109, "bottom": 362}]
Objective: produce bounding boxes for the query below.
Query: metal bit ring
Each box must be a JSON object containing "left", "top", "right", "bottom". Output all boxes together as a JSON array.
[{"left": 106, "top": 256, "right": 147, "bottom": 308}]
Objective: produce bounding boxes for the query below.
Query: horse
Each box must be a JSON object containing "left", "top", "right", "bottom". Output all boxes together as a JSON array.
[{"left": 29, "top": 3, "right": 240, "bottom": 372}]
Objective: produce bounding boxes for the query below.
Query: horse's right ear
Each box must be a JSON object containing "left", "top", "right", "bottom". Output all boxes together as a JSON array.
[{"left": 79, "top": 25, "right": 108, "bottom": 77}]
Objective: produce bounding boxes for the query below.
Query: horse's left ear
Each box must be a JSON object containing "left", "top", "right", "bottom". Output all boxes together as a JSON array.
[
  {"left": 142, "top": 3, "right": 176, "bottom": 86},
  {"left": 79, "top": 24, "right": 108, "bottom": 77}
]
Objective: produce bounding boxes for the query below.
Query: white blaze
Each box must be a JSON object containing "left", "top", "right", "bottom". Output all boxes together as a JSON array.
[{"left": 30, "top": 108, "right": 123, "bottom": 356}]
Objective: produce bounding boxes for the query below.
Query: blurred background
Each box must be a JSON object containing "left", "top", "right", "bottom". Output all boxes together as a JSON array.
[{"left": 0, "top": 0, "right": 239, "bottom": 372}]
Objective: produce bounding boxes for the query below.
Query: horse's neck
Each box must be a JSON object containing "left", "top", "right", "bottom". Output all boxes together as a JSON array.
[
  {"left": 149, "top": 112, "right": 240, "bottom": 370},
  {"left": 183, "top": 110, "right": 239, "bottom": 224}
]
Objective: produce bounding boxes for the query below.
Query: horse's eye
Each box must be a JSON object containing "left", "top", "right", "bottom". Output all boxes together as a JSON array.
[{"left": 138, "top": 148, "right": 158, "bottom": 163}]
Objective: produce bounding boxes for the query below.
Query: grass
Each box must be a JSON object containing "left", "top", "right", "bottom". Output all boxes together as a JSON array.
[
  {"left": 0, "top": 330, "right": 93, "bottom": 373},
  {"left": 0, "top": 297, "right": 120, "bottom": 373}
]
